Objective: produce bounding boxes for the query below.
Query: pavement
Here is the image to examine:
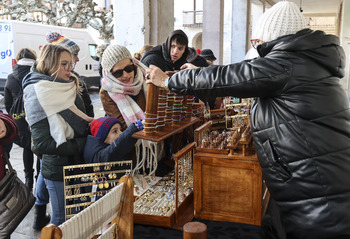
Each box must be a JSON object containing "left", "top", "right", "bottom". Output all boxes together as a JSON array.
[{"left": 5, "top": 90, "right": 104, "bottom": 239}]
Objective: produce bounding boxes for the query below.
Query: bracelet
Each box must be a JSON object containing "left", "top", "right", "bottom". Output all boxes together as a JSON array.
[{"left": 136, "top": 119, "right": 144, "bottom": 130}]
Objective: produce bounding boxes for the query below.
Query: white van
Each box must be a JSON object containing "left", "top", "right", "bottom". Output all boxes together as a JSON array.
[{"left": 0, "top": 20, "right": 100, "bottom": 92}]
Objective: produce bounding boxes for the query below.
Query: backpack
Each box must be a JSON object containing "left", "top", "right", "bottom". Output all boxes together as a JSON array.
[{"left": 9, "top": 80, "right": 31, "bottom": 149}]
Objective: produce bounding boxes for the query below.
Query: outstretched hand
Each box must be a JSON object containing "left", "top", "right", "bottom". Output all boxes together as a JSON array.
[
  {"left": 180, "top": 63, "right": 198, "bottom": 70},
  {"left": 145, "top": 65, "right": 168, "bottom": 88}
]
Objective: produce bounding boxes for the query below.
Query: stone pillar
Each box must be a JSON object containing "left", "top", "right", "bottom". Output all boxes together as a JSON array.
[
  {"left": 340, "top": 0, "right": 350, "bottom": 97},
  {"left": 113, "top": 0, "right": 174, "bottom": 55},
  {"left": 202, "top": 0, "right": 224, "bottom": 65},
  {"left": 149, "top": 0, "right": 175, "bottom": 45},
  {"left": 231, "top": 0, "right": 250, "bottom": 63}
]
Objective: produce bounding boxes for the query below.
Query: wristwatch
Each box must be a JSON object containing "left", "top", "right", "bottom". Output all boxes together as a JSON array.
[{"left": 164, "top": 77, "right": 169, "bottom": 90}]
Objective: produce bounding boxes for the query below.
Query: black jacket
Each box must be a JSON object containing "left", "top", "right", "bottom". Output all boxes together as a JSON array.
[
  {"left": 168, "top": 29, "right": 350, "bottom": 239},
  {"left": 4, "top": 64, "right": 32, "bottom": 149},
  {"left": 84, "top": 124, "right": 139, "bottom": 164},
  {"left": 23, "top": 72, "right": 89, "bottom": 181},
  {"left": 141, "top": 30, "right": 208, "bottom": 71},
  {"left": 72, "top": 71, "right": 94, "bottom": 118},
  {"left": 187, "top": 47, "right": 208, "bottom": 68}
]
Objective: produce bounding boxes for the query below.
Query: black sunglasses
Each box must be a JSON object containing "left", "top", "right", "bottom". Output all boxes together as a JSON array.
[{"left": 111, "top": 64, "right": 135, "bottom": 78}]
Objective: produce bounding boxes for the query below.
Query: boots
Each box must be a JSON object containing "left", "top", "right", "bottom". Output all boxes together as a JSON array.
[{"left": 33, "top": 204, "right": 51, "bottom": 230}]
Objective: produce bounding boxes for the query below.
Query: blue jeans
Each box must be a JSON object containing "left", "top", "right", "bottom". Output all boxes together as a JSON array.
[
  {"left": 43, "top": 178, "right": 65, "bottom": 226},
  {"left": 35, "top": 172, "right": 49, "bottom": 205},
  {"left": 35, "top": 160, "right": 49, "bottom": 205}
]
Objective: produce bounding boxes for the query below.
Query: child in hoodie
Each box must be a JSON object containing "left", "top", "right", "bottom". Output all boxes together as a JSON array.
[{"left": 84, "top": 117, "right": 143, "bottom": 163}]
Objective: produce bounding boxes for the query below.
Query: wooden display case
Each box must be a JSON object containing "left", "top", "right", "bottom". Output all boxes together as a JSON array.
[
  {"left": 193, "top": 121, "right": 269, "bottom": 226},
  {"left": 133, "top": 143, "right": 196, "bottom": 230}
]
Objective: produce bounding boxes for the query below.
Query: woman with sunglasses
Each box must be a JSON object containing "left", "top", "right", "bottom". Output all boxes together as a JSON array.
[
  {"left": 99, "top": 44, "right": 147, "bottom": 129},
  {"left": 22, "top": 44, "right": 93, "bottom": 227}
]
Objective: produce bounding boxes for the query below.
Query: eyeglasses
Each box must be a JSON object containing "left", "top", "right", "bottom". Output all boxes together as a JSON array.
[
  {"left": 250, "top": 39, "right": 261, "bottom": 49},
  {"left": 111, "top": 64, "right": 135, "bottom": 78},
  {"left": 61, "top": 62, "right": 76, "bottom": 71}
]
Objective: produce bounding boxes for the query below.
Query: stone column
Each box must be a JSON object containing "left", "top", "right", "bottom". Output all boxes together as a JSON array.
[
  {"left": 113, "top": 0, "right": 174, "bottom": 55},
  {"left": 231, "top": 0, "right": 250, "bottom": 63},
  {"left": 340, "top": 0, "right": 350, "bottom": 97},
  {"left": 202, "top": 0, "right": 224, "bottom": 65}
]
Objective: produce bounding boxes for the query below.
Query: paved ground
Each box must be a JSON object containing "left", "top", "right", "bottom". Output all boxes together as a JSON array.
[{"left": 6, "top": 90, "right": 104, "bottom": 239}]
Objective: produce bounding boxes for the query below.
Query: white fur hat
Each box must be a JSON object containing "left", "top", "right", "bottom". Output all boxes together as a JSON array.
[
  {"left": 101, "top": 44, "right": 132, "bottom": 72},
  {"left": 252, "top": 1, "right": 307, "bottom": 42}
]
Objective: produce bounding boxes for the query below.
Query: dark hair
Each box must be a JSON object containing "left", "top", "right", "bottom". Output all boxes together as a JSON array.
[
  {"left": 16, "top": 48, "right": 37, "bottom": 61},
  {"left": 171, "top": 34, "right": 188, "bottom": 46}
]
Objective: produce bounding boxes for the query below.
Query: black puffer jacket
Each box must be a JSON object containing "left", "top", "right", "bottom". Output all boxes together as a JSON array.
[
  {"left": 4, "top": 64, "right": 32, "bottom": 149},
  {"left": 168, "top": 29, "right": 350, "bottom": 239},
  {"left": 141, "top": 30, "right": 208, "bottom": 71}
]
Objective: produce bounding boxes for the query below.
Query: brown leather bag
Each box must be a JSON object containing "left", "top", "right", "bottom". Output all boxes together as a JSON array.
[{"left": 0, "top": 154, "right": 35, "bottom": 238}]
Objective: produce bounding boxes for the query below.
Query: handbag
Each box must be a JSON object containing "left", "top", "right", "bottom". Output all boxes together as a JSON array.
[{"left": 0, "top": 154, "right": 35, "bottom": 238}]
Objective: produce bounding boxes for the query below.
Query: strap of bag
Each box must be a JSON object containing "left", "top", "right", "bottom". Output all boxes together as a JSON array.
[
  {"left": 3, "top": 152, "right": 14, "bottom": 172},
  {"left": 15, "top": 79, "right": 23, "bottom": 95}
]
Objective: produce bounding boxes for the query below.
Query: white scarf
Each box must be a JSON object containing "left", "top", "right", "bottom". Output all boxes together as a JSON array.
[
  {"left": 25, "top": 79, "right": 92, "bottom": 147},
  {"left": 17, "top": 58, "right": 35, "bottom": 66}
]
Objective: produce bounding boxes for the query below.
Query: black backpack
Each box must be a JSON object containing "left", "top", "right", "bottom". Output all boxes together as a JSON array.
[{"left": 9, "top": 80, "right": 31, "bottom": 149}]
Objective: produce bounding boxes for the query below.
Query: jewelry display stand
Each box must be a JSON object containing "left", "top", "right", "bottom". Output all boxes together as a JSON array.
[
  {"left": 62, "top": 160, "right": 132, "bottom": 220},
  {"left": 132, "top": 79, "right": 199, "bottom": 229},
  {"left": 193, "top": 98, "right": 270, "bottom": 226},
  {"left": 41, "top": 175, "right": 134, "bottom": 239},
  {"left": 133, "top": 142, "right": 195, "bottom": 229}
]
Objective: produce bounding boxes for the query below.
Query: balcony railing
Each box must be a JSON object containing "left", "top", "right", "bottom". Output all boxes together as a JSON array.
[{"left": 183, "top": 10, "right": 203, "bottom": 28}]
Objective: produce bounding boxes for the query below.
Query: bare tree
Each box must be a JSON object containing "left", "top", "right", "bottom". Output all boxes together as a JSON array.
[
  {"left": 78, "top": 4, "right": 114, "bottom": 43},
  {"left": 0, "top": 0, "right": 114, "bottom": 42}
]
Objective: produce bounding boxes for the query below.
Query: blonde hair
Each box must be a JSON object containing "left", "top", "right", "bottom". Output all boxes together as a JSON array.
[
  {"left": 133, "top": 44, "right": 154, "bottom": 60},
  {"left": 36, "top": 44, "right": 80, "bottom": 92}
]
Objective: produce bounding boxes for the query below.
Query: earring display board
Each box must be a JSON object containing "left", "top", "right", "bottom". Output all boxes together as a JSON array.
[
  {"left": 40, "top": 175, "right": 134, "bottom": 239},
  {"left": 133, "top": 142, "right": 195, "bottom": 230},
  {"left": 63, "top": 160, "right": 132, "bottom": 220}
]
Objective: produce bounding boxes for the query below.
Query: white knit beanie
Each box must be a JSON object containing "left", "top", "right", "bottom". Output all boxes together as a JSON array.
[
  {"left": 252, "top": 1, "right": 307, "bottom": 42},
  {"left": 101, "top": 44, "right": 132, "bottom": 72}
]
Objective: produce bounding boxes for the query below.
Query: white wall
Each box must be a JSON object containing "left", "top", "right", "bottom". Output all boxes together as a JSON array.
[{"left": 113, "top": 0, "right": 147, "bottom": 55}]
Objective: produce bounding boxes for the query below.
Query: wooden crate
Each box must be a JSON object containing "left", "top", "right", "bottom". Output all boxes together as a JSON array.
[{"left": 193, "top": 151, "right": 269, "bottom": 226}]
